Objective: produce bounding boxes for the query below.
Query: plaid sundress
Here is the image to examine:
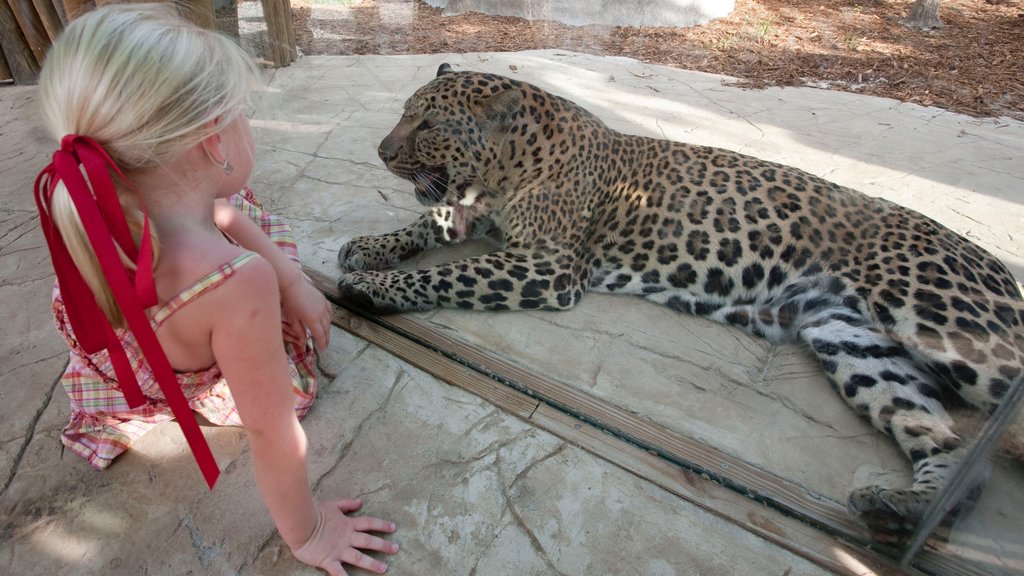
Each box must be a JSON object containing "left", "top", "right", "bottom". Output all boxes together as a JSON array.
[{"left": 51, "top": 187, "right": 318, "bottom": 470}]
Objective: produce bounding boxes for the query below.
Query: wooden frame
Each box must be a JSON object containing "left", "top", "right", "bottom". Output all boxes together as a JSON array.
[
  {"left": 0, "top": 0, "right": 296, "bottom": 84},
  {"left": 260, "top": 0, "right": 295, "bottom": 67},
  {"left": 0, "top": 0, "right": 42, "bottom": 82}
]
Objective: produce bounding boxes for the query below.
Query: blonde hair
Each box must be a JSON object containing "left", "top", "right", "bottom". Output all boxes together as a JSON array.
[{"left": 38, "top": 3, "right": 261, "bottom": 327}]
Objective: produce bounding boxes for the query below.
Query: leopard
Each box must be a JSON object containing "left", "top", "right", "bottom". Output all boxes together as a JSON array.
[{"left": 336, "top": 63, "right": 1024, "bottom": 538}]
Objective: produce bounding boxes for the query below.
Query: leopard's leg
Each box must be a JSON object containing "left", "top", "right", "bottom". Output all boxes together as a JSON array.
[
  {"left": 338, "top": 207, "right": 495, "bottom": 271},
  {"left": 337, "top": 247, "right": 587, "bottom": 314},
  {"left": 690, "top": 275, "right": 966, "bottom": 535},
  {"left": 894, "top": 292, "right": 1024, "bottom": 444},
  {"left": 798, "top": 316, "right": 966, "bottom": 535}
]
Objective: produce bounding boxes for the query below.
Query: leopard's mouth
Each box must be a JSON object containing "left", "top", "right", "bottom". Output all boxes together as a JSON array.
[{"left": 411, "top": 166, "right": 450, "bottom": 205}]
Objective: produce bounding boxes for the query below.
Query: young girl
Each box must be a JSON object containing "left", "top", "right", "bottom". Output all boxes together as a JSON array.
[{"left": 35, "top": 5, "right": 398, "bottom": 574}]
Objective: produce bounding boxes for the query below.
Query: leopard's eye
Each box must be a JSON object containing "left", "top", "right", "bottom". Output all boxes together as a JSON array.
[{"left": 417, "top": 118, "right": 435, "bottom": 131}]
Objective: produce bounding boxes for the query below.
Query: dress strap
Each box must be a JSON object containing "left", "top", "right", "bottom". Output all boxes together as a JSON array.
[{"left": 151, "top": 252, "right": 259, "bottom": 327}]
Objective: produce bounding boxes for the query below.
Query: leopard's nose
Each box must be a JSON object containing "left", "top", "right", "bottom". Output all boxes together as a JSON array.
[{"left": 378, "top": 144, "right": 396, "bottom": 163}]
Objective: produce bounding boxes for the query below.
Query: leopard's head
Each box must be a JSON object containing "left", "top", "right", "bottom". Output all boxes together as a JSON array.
[{"left": 377, "top": 64, "right": 524, "bottom": 207}]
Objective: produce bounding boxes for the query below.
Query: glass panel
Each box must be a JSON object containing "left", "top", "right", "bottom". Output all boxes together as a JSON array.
[
  {"left": 243, "top": 0, "right": 1024, "bottom": 571},
  {"left": 904, "top": 378, "right": 1024, "bottom": 575}
]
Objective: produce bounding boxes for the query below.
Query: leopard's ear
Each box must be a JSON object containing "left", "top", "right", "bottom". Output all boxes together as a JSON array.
[
  {"left": 436, "top": 63, "right": 454, "bottom": 77},
  {"left": 475, "top": 88, "right": 524, "bottom": 131}
]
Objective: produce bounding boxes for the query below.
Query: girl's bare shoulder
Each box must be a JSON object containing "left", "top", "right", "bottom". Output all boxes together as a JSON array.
[{"left": 153, "top": 247, "right": 280, "bottom": 371}]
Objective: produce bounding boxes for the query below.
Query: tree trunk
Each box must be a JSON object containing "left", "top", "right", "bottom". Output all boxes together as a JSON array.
[{"left": 901, "top": 0, "right": 943, "bottom": 29}]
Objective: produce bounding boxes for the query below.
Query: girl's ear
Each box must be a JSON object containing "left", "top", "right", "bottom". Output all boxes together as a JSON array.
[{"left": 200, "top": 119, "right": 226, "bottom": 165}]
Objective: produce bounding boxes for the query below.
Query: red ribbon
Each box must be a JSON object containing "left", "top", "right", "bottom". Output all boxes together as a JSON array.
[{"left": 35, "top": 135, "right": 220, "bottom": 489}]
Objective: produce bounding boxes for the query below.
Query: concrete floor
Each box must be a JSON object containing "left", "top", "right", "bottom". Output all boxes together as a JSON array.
[{"left": 2, "top": 51, "right": 1023, "bottom": 575}]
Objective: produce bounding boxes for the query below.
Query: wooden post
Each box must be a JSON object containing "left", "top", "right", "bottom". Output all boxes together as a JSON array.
[
  {"left": 0, "top": 43, "right": 12, "bottom": 81},
  {"left": 7, "top": 0, "right": 50, "bottom": 65},
  {"left": 260, "top": 0, "right": 283, "bottom": 67},
  {"left": 31, "top": 0, "right": 62, "bottom": 40},
  {"left": 278, "top": 0, "right": 295, "bottom": 63},
  {"left": 179, "top": 0, "right": 215, "bottom": 30},
  {"left": 260, "top": 0, "right": 293, "bottom": 67},
  {"left": 65, "top": 0, "right": 216, "bottom": 29},
  {"left": 50, "top": 0, "right": 66, "bottom": 25},
  {"left": 0, "top": 0, "right": 39, "bottom": 82},
  {"left": 61, "top": 0, "right": 93, "bottom": 21}
]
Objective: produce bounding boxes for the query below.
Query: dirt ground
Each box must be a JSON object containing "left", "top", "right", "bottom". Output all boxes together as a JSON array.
[{"left": 290, "top": 0, "right": 1024, "bottom": 121}]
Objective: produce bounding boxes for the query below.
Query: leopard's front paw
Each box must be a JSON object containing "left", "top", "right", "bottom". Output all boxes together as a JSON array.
[
  {"left": 337, "top": 237, "right": 401, "bottom": 272},
  {"left": 847, "top": 485, "right": 925, "bottom": 541},
  {"left": 336, "top": 271, "right": 405, "bottom": 315}
]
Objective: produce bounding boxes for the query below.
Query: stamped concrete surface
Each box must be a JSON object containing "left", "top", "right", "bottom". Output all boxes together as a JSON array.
[{"left": 1, "top": 51, "right": 1022, "bottom": 575}]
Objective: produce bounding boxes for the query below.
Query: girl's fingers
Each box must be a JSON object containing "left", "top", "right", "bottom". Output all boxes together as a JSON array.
[
  {"left": 317, "top": 300, "right": 332, "bottom": 349},
  {"left": 333, "top": 498, "right": 362, "bottom": 513},
  {"left": 351, "top": 515, "right": 397, "bottom": 535},
  {"left": 313, "top": 319, "right": 329, "bottom": 350},
  {"left": 319, "top": 316, "right": 331, "bottom": 348},
  {"left": 351, "top": 532, "right": 399, "bottom": 554},
  {"left": 322, "top": 560, "right": 348, "bottom": 576},
  {"left": 289, "top": 318, "right": 306, "bottom": 343},
  {"left": 340, "top": 548, "right": 388, "bottom": 574}
]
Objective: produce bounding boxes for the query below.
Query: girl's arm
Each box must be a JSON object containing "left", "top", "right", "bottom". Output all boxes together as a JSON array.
[
  {"left": 210, "top": 256, "right": 397, "bottom": 574},
  {"left": 213, "top": 199, "right": 330, "bottom": 350}
]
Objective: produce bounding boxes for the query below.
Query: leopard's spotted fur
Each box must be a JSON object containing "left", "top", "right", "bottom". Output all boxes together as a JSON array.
[{"left": 337, "top": 63, "right": 1024, "bottom": 537}]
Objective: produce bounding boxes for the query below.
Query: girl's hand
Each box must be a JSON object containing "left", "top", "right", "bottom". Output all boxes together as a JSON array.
[
  {"left": 211, "top": 200, "right": 331, "bottom": 349},
  {"left": 280, "top": 274, "right": 332, "bottom": 350},
  {"left": 292, "top": 499, "right": 399, "bottom": 576}
]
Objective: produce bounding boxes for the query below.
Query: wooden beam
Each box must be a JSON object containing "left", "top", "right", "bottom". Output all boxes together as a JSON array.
[
  {"left": 6, "top": 0, "right": 48, "bottom": 66},
  {"left": 178, "top": 0, "right": 215, "bottom": 30},
  {"left": 328, "top": 304, "right": 539, "bottom": 420},
  {"left": 31, "top": 0, "right": 62, "bottom": 41},
  {"left": 0, "top": 40, "right": 12, "bottom": 81},
  {"left": 60, "top": 0, "right": 92, "bottom": 21},
  {"left": 49, "top": 0, "right": 66, "bottom": 25},
  {"left": 0, "top": 0, "right": 39, "bottom": 83},
  {"left": 279, "top": 0, "right": 295, "bottom": 62},
  {"left": 533, "top": 404, "right": 923, "bottom": 576},
  {"left": 259, "top": 0, "right": 293, "bottom": 67}
]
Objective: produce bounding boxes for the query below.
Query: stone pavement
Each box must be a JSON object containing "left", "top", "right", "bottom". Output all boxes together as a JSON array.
[{"left": 2, "top": 51, "right": 1023, "bottom": 575}]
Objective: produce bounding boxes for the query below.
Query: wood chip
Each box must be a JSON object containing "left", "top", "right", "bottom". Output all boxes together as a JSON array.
[{"left": 291, "top": 0, "right": 1024, "bottom": 120}]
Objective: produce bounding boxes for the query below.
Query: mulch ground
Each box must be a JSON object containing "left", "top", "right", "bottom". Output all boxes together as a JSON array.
[{"left": 291, "top": 0, "right": 1024, "bottom": 121}]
